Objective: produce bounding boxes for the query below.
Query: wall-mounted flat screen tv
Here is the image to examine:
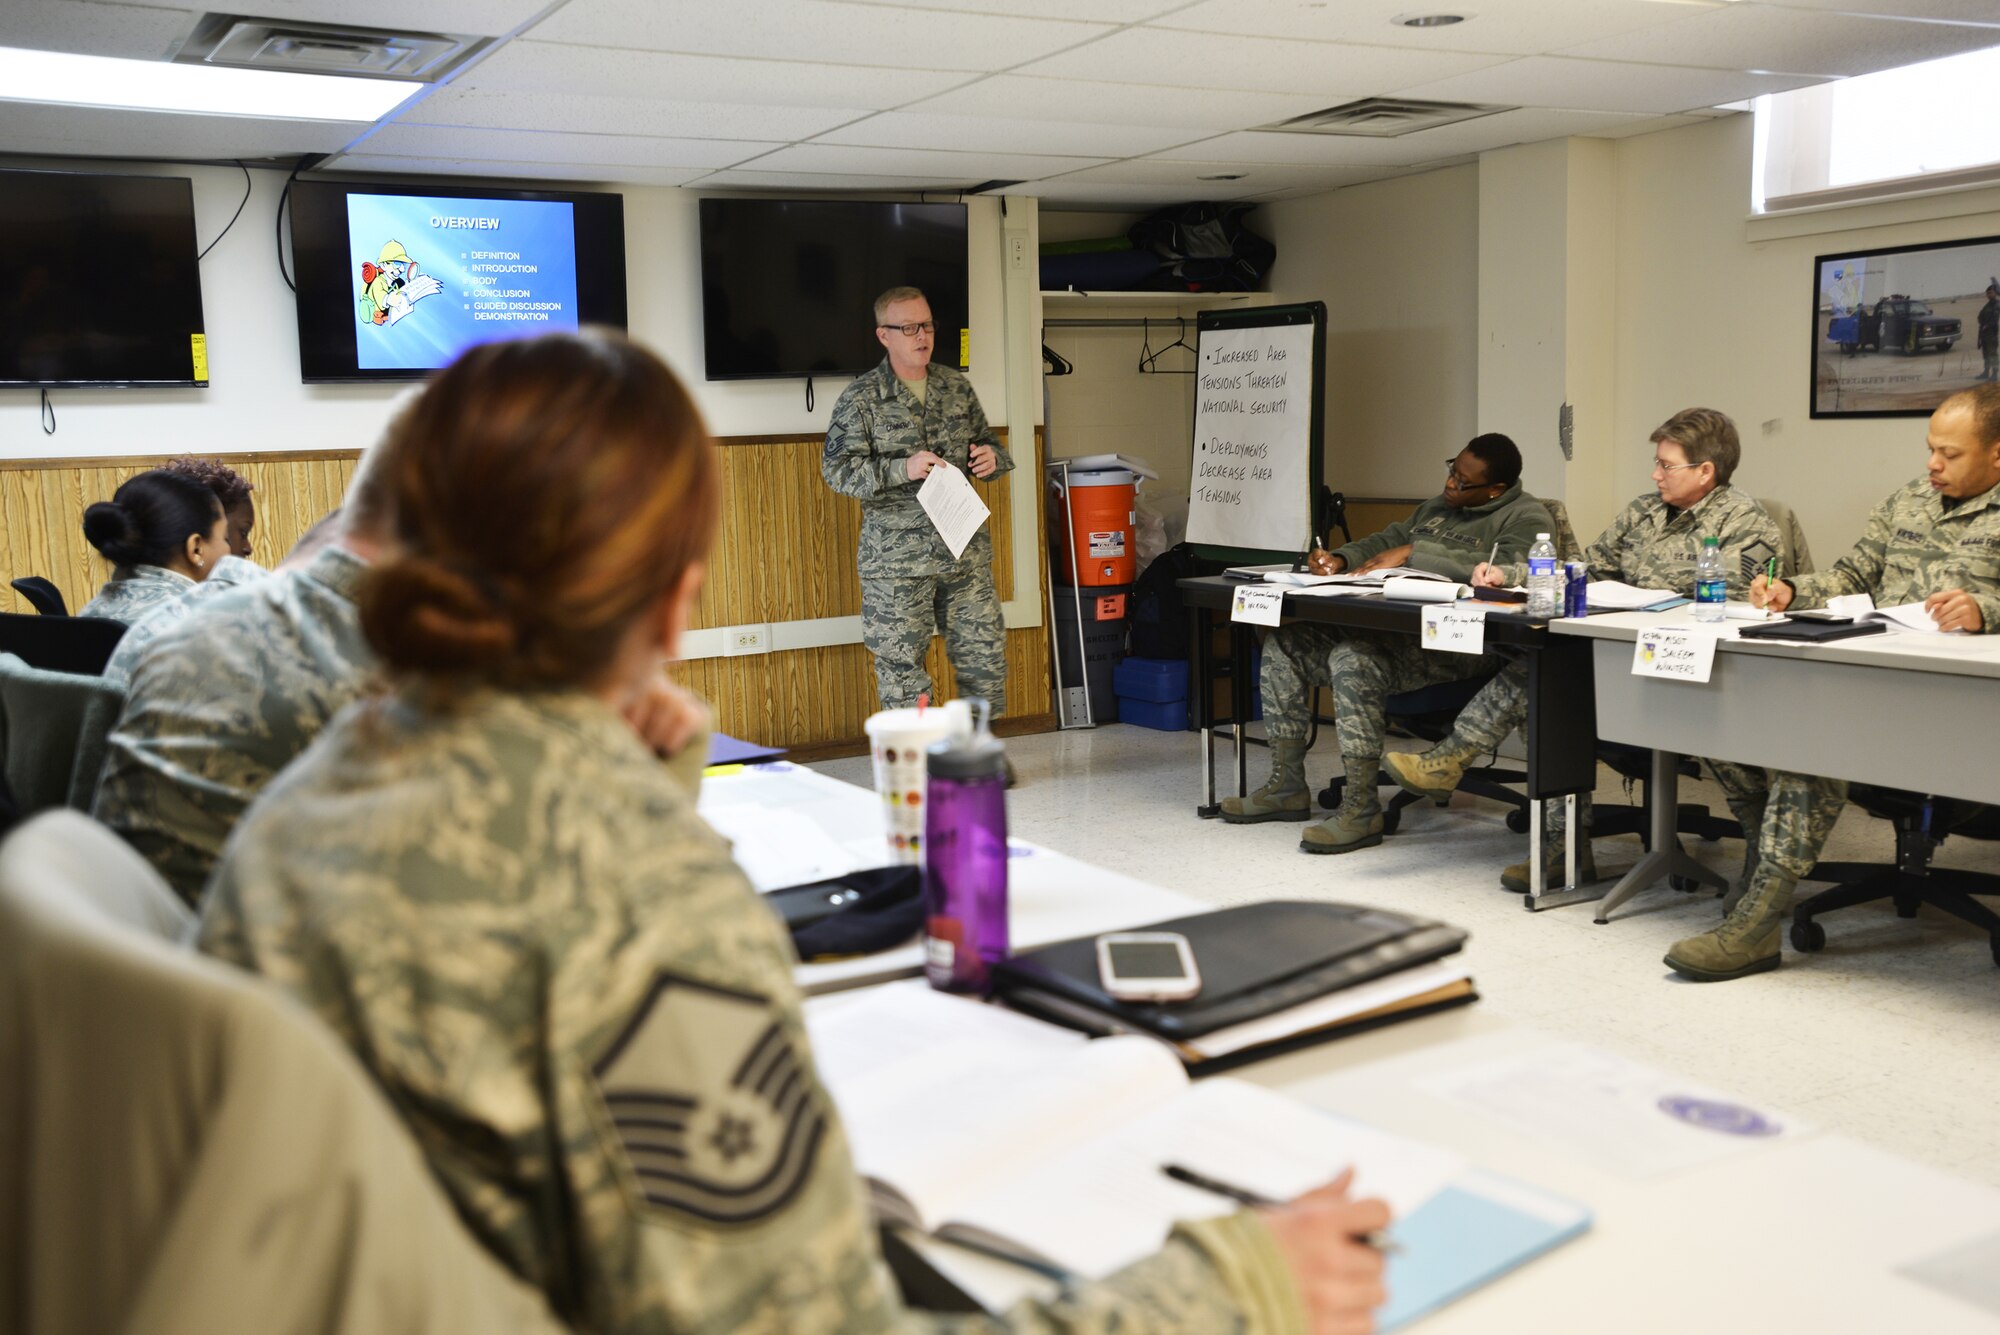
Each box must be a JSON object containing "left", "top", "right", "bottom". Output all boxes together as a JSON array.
[
  {"left": 289, "top": 178, "right": 627, "bottom": 383},
  {"left": 699, "top": 199, "right": 968, "bottom": 381},
  {"left": 0, "top": 169, "right": 208, "bottom": 388}
]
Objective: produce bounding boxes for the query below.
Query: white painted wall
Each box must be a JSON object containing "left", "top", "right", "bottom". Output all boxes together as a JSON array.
[
  {"left": 1263, "top": 164, "right": 1480, "bottom": 501},
  {"left": 1611, "top": 114, "right": 2000, "bottom": 555},
  {"left": 0, "top": 157, "right": 1013, "bottom": 459}
]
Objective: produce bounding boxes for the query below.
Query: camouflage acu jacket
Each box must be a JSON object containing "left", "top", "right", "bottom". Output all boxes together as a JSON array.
[
  {"left": 199, "top": 688, "right": 1302, "bottom": 1335},
  {"left": 92, "top": 545, "right": 375, "bottom": 906},
  {"left": 101, "top": 555, "right": 270, "bottom": 687},
  {"left": 77, "top": 563, "right": 197, "bottom": 625},
  {"left": 822, "top": 359, "right": 1013, "bottom": 580},
  {"left": 1333, "top": 483, "right": 1553, "bottom": 583},
  {"left": 1498, "top": 485, "right": 1778, "bottom": 596},
  {"left": 1790, "top": 477, "right": 2000, "bottom": 630}
]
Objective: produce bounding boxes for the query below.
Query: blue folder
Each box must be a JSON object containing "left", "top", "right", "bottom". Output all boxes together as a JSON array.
[{"left": 1379, "top": 1169, "right": 1593, "bottom": 1331}]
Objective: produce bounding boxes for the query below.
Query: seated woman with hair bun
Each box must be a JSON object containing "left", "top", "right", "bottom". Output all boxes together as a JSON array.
[
  {"left": 199, "top": 329, "right": 1388, "bottom": 1335},
  {"left": 77, "top": 468, "right": 231, "bottom": 624}
]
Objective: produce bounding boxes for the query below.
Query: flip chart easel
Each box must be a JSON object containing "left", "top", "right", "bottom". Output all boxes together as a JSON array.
[{"left": 1186, "top": 302, "right": 1325, "bottom": 565}]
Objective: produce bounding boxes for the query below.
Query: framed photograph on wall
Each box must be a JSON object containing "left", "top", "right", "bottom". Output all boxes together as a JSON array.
[{"left": 1811, "top": 233, "right": 2000, "bottom": 419}]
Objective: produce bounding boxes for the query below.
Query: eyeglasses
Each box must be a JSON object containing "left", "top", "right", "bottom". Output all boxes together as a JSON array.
[
  {"left": 878, "top": 321, "right": 936, "bottom": 337},
  {"left": 1651, "top": 458, "right": 1706, "bottom": 474},
  {"left": 1443, "top": 458, "right": 1497, "bottom": 489}
]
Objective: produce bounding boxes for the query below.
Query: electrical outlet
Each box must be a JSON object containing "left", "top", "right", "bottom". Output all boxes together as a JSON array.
[
  {"left": 1008, "top": 234, "right": 1028, "bottom": 271},
  {"left": 723, "top": 624, "right": 770, "bottom": 656}
]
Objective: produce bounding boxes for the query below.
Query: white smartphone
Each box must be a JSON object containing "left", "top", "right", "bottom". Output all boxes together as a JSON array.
[{"left": 1095, "top": 931, "right": 1202, "bottom": 1003}]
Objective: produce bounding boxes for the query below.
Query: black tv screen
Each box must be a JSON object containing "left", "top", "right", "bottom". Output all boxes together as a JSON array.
[
  {"left": 289, "top": 178, "right": 627, "bottom": 383},
  {"left": 699, "top": 199, "right": 968, "bottom": 380},
  {"left": 0, "top": 170, "right": 208, "bottom": 388}
]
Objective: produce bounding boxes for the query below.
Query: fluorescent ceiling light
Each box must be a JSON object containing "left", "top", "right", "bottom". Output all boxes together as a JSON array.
[{"left": 0, "top": 45, "right": 419, "bottom": 121}]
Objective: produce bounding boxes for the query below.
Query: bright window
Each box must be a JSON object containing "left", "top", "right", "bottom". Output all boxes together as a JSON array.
[{"left": 1753, "top": 44, "right": 2000, "bottom": 213}]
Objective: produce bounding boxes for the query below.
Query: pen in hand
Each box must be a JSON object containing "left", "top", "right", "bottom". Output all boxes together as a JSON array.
[{"left": 1161, "top": 1163, "right": 1401, "bottom": 1253}]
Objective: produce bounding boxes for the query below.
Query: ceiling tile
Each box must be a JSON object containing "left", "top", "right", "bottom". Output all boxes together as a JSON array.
[
  {"left": 1579, "top": 111, "right": 1716, "bottom": 139},
  {"left": 0, "top": 100, "right": 361, "bottom": 159},
  {"left": 815, "top": 110, "right": 1201, "bottom": 157},
  {"left": 356, "top": 122, "right": 780, "bottom": 169},
  {"left": 1390, "top": 54, "right": 1827, "bottom": 114},
  {"left": 692, "top": 168, "right": 979, "bottom": 190},
  {"left": 906, "top": 74, "right": 1335, "bottom": 131},
  {"left": 1047, "top": 158, "right": 1389, "bottom": 192},
  {"left": 1763, "top": 0, "right": 2000, "bottom": 21},
  {"left": 529, "top": 0, "right": 1113, "bottom": 71},
  {"left": 407, "top": 87, "right": 865, "bottom": 141},
  {"left": 1149, "top": 131, "right": 1445, "bottom": 169},
  {"left": 1018, "top": 27, "right": 1511, "bottom": 95},
  {"left": 878, "top": 0, "right": 1181, "bottom": 19},
  {"left": 456, "top": 40, "right": 971, "bottom": 108},
  {"left": 1156, "top": 0, "right": 1698, "bottom": 57},
  {"left": 1556, "top": 3, "right": 2000, "bottom": 77},
  {"left": 0, "top": 0, "right": 195, "bottom": 60},
  {"left": 741, "top": 142, "right": 1109, "bottom": 180},
  {"left": 319, "top": 154, "right": 710, "bottom": 186}
]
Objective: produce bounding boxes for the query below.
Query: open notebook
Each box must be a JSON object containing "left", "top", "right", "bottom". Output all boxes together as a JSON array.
[{"left": 807, "top": 983, "right": 1464, "bottom": 1281}]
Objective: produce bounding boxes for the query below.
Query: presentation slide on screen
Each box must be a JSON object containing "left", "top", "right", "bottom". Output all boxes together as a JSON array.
[{"left": 346, "top": 194, "right": 579, "bottom": 371}]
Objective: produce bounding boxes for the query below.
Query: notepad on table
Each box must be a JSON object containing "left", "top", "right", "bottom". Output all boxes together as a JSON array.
[{"left": 807, "top": 983, "right": 1464, "bottom": 1281}]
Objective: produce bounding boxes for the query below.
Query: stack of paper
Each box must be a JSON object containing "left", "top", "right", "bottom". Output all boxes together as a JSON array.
[{"left": 1585, "top": 580, "right": 1685, "bottom": 612}]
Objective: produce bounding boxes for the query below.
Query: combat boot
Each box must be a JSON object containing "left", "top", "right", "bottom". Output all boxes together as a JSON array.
[
  {"left": 1300, "top": 758, "right": 1383, "bottom": 854},
  {"left": 1664, "top": 864, "right": 1794, "bottom": 982},
  {"left": 1220, "top": 738, "right": 1312, "bottom": 824},
  {"left": 1383, "top": 736, "right": 1481, "bottom": 803},
  {"left": 1499, "top": 833, "right": 1597, "bottom": 893},
  {"left": 1724, "top": 798, "right": 1766, "bottom": 899}
]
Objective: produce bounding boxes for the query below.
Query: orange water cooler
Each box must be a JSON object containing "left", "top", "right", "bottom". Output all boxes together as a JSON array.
[{"left": 1051, "top": 467, "right": 1138, "bottom": 586}]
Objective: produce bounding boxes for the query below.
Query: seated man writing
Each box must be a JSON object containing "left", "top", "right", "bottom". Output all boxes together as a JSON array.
[
  {"left": 1223, "top": 433, "right": 1551, "bottom": 854},
  {"left": 1670, "top": 383, "right": 2000, "bottom": 981},
  {"left": 1384, "top": 408, "right": 1779, "bottom": 891}
]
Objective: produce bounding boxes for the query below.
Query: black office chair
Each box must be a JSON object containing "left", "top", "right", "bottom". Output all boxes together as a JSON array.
[
  {"left": 0, "top": 611, "right": 126, "bottom": 676},
  {"left": 1315, "top": 673, "right": 1532, "bottom": 836},
  {"left": 1791, "top": 788, "right": 2000, "bottom": 967},
  {"left": 9, "top": 577, "right": 67, "bottom": 617}
]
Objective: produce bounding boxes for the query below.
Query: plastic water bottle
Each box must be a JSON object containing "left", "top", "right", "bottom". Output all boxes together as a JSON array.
[
  {"left": 1525, "top": 533, "right": 1560, "bottom": 619},
  {"left": 923, "top": 700, "right": 1009, "bottom": 995},
  {"left": 1695, "top": 536, "right": 1727, "bottom": 623}
]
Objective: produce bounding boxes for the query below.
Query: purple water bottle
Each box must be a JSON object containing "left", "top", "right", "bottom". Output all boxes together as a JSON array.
[{"left": 923, "top": 700, "right": 1009, "bottom": 995}]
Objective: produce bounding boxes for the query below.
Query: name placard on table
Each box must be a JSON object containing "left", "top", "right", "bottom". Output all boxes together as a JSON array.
[
  {"left": 1632, "top": 626, "right": 1719, "bottom": 683},
  {"left": 1230, "top": 584, "right": 1285, "bottom": 626},
  {"left": 1421, "top": 603, "right": 1488, "bottom": 655}
]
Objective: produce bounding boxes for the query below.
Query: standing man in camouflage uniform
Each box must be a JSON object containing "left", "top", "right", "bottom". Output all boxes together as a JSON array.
[
  {"left": 823, "top": 286, "right": 1012, "bottom": 719},
  {"left": 1671, "top": 384, "right": 2000, "bottom": 981},
  {"left": 1222, "top": 434, "right": 1551, "bottom": 854},
  {"left": 202, "top": 331, "right": 1391, "bottom": 1335},
  {"left": 1386, "top": 408, "right": 1780, "bottom": 891}
]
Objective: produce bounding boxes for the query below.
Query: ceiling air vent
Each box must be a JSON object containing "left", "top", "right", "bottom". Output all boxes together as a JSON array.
[
  {"left": 1257, "top": 97, "right": 1512, "bottom": 138},
  {"left": 174, "top": 14, "right": 489, "bottom": 81}
]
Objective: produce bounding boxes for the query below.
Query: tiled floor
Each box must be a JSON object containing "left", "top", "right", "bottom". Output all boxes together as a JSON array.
[{"left": 815, "top": 723, "right": 2000, "bottom": 1190}]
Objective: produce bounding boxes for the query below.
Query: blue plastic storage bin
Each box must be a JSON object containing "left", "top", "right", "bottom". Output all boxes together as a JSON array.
[
  {"left": 1118, "top": 695, "right": 1189, "bottom": 732},
  {"left": 1112, "top": 656, "right": 1188, "bottom": 703}
]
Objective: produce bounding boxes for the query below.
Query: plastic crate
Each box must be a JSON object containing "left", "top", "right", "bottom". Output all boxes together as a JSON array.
[
  {"left": 1112, "top": 656, "right": 1188, "bottom": 703},
  {"left": 1117, "top": 695, "right": 1189, "bottom": 732}
]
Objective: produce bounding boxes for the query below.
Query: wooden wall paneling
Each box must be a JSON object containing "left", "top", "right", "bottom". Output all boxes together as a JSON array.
[{"left": 1, "top": 428, "right": 1050, "bottom": 748}]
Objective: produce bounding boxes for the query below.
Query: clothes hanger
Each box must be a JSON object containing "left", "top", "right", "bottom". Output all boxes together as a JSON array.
[{"left": 1137, "top": 316, "right": 1195, "bottom": 375}]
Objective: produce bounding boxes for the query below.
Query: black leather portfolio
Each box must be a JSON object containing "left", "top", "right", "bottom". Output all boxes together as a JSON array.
[
  {"left": 1736, "top": 617, "right": 1889, "bottom": 643},
  {"left": 991, "top": 901, "right": 1467, "bottom": 1041}
]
